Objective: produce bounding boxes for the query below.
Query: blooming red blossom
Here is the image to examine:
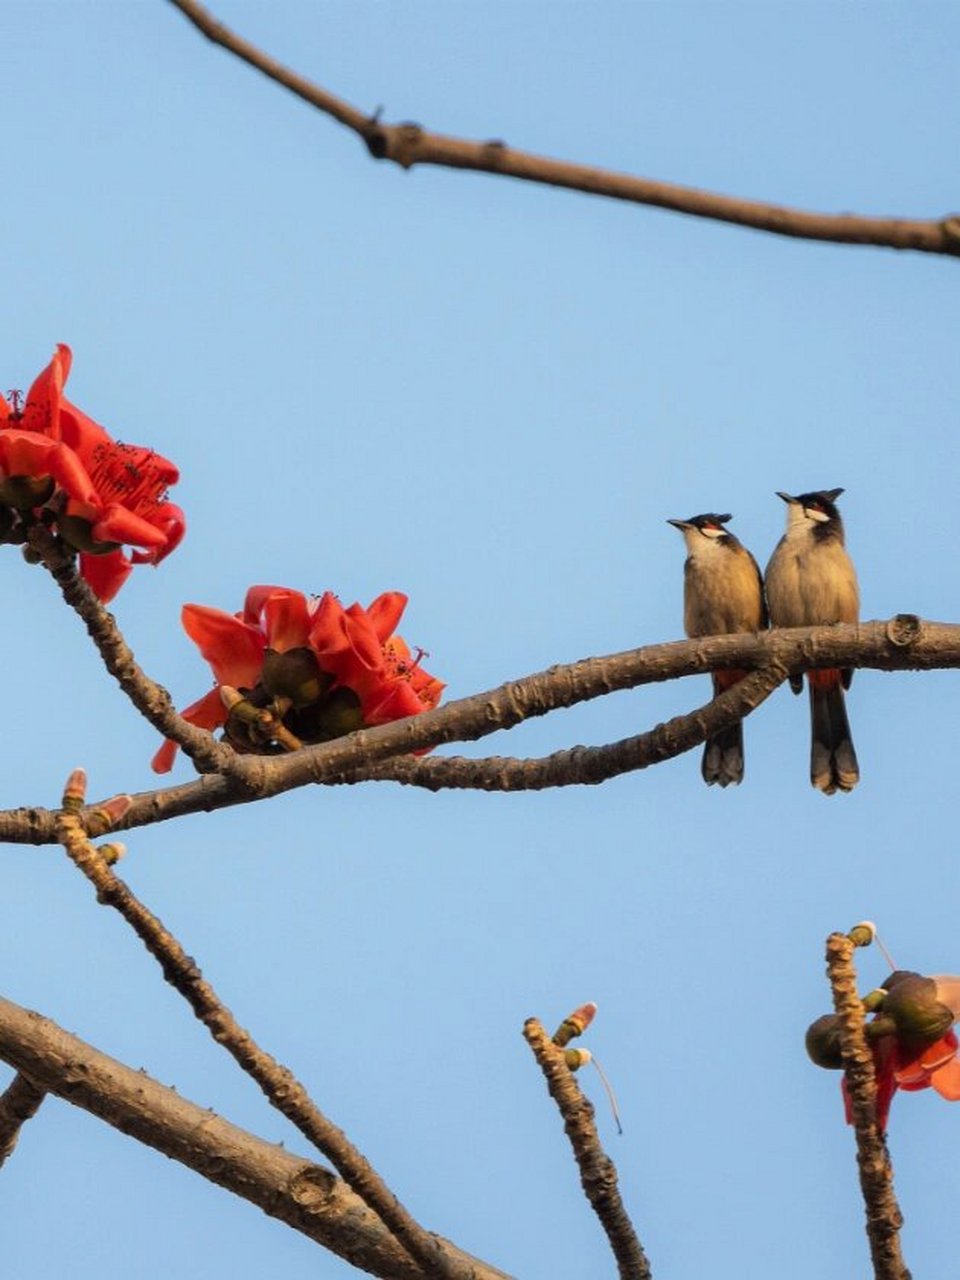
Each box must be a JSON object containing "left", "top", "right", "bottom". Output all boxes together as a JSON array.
[
  {"left": 807, "top": 970, "right": 960, "bottom": 1132},
  {"left": 153, "top": 584, "right": 444, "bottom": 772},
  {"left": 0, "top": 345, "right": 184, "bottom": 601}
]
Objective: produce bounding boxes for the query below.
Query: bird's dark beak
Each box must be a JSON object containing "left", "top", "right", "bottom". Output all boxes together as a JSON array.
[
  {"left": 667, "top": 518, "right": 690, "bottom": 531},
  {"left": 775, "top": 491, "right": 797, "bottom": 504}
]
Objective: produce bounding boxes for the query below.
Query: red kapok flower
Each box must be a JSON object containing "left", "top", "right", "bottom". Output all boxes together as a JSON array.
[
  {"left": 152, "top": 584, "right": 444, "bottom": 772},
  {"left": 807, "top": 970, "right": 960, "bottom": 1133},
  {"left": 1, "top": 345, "right": 185, "bottom": 601}
]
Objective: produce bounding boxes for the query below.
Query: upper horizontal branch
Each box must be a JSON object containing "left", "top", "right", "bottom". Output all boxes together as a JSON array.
[
  {"left": 141, "top": 614, "right": 960, "bottom": 794},
  {"left": 168, "top": 0, "right": 960, "bottom": 257},
  {"left": 0, "top": 996, "right": 510, "bottom": 1280},
  {"left": 0, "top": 616, "right": 955, "bottom": 842}
]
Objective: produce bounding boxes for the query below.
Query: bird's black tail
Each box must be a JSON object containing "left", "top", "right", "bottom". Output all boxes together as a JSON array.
[
  {"left": 808, "top": 671, "right": 859, "bottom": 794},
  {"left": 702, "top": 671, "right": 746, "bottom": 787},
  {"left": 701, "top": 723, "right": 744, "bottom": 787}
]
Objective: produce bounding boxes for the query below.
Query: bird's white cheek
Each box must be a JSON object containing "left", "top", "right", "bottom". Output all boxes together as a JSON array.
[{"left": 805, "top": 507, "right": 830, "bottom": 523}]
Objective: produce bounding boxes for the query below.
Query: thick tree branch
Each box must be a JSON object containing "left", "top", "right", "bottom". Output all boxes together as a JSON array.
[
  {"left": 825, "top": 933, "right": 910, "bottom": 1280},
  {"left": 0, "top": 997, "right": 510, "bottom": 1280},
  {"left": 1, "top": 616, "right": 957, "bottom": 843},
  {"left": 0, "top": 1072, "right": 46, "bottom": 1168},
  {"left": 124, "top": 615, "right": 960, "bottom": 798},
  {"left": 167, "top": 0, "right": 960, "bottom": 257},
  {"left": 56, "top": 792, "right": 467, "bottom": 1280},
  {"left": 524, "top": 1017, "right": 650, "bottom": 1280},
  {"left": 29, "top": 526, "right": 241, "bottom": 778}
]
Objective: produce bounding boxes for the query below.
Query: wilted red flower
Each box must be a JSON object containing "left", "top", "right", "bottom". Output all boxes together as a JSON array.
[
  {"left": 152, "top": 584, "right": 444, "bottom": 772},
  {"left": 807, "top": 970, "right": 960, "bottom": 1133},
  {"left": 0, "top": 345, "right": 184, "bottom": 601}
]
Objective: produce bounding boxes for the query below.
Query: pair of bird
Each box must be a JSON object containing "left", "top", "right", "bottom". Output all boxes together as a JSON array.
[{"left": 669, "top": 488, "right": 859, "bottom": 795}]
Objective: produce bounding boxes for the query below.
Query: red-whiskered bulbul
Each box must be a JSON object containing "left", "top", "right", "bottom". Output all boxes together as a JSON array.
[
  {"left": 668, "top": 513, "right": 767, "bottom": 787},
  {"left": 764, "top": 488, "right": 860, "bottom": 795}
]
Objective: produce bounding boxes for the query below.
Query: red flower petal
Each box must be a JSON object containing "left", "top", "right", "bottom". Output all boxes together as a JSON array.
[
  {"left": 79, "top": 550, "right": 132, "bottom": 604},
  {"left": 895, "top": 1029, "right": 960, "bottom": 1089},
  {"left": 19, "top": 344, "right": 71, "bottom": 437},
  {"left": 0, "top": 430, "right": 99, "bottom": 505},
  {"left": 130, "top": 501, "right": 186, "bottom": 566},
  {"left": 57, "top": 398, "right": 112, "bottom": 456},
  {"left": 261, "top": 589, "right": 312, "bottom": 652},
  {"left": 365, "top": 591, "right": 407, "bottom": 642},
  {"left": 242, "top": 584, "right": 292, "bottom": 626},
  {"left": 362, "top": 680, "right": 432, "bottom": 725},
  {"left": 89, "top": 504, "right": 170, "bottom": 550},
  {"left": 181, "top": 604, "right": 266, "bottom": 688},
  {"left": 931, "top": 1057, "right": 960, "bottom": 1100}
]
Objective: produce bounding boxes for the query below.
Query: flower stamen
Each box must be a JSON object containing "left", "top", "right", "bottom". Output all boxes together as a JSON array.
[{"left": 88, "top": 444, "right": 170, "bottom": 515}]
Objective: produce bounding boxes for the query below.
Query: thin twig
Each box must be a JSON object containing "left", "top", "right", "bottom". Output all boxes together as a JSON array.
[
  {"left": 55, "top": 791, "right": 466, "bottom": 1280},
  {"left": 29, "top": 525, "right": 241, "bottom": 778},
  {"left": 0, "top": 996, "right": 510, "bottom": 1280},
  {"left": 825, "top": 933, "right": 910, "bottom": 1280},
  {"left": 0, "top": 1072, "right": 46, "bottom": 1168},
  {"left": 523, "top": 1017, "right": 651, "bottom": 1280},
  {"left": 167, "top": 0, "right": 960, "bottom": 258}
]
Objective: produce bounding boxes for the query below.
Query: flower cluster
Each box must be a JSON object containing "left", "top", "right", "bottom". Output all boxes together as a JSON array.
[
  {"left": 153, "top": 584, "right": 444, "bottom": 772},
  {"left": 1, "top": 346, "right": 184, "bottom": 601},
  {"left": 806, "top": 969, "right": 960, "bottom": 1132}
]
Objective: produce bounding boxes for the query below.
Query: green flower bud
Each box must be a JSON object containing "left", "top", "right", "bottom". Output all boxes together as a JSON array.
[
  {"left": 261, "top": 647, "right": 331, "bottom": 709},
  {"left": 291, "top": 686, "right": 364, "bottom": 743},
  {"left": 805, "top": 1014, "right": 845, "bottom": 1069},
  {"left": 0, "top": 475, "right": 55, "bottom": 509},
  {"left": 57, "top": 514, "right": 120, "bottom": 555},
  {"left": 881, "top": 972, "right": 955, "bottom": 1051}
]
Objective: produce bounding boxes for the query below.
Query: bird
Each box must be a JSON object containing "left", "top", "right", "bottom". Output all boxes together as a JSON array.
[
  {"left": 764, "top": 488, "right": 860, "bottom": 794},
  {"left": 667, "top": 513, "right": 767, "bottom": 786}
]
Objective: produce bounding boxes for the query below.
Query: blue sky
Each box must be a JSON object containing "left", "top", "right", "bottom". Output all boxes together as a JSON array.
[{"left": 3, "top": 3, "right": 960, "bottom": 1277}]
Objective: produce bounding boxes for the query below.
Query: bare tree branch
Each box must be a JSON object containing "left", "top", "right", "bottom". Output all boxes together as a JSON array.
[
  {"left": 351, "top": 665, "right": 781, "bottom": 790},
  {"left": 825, "top": 932, "right": 910, "bottom": 1280},
  {"left": 167, "top": 0, "right": 960, "bottom": 258},
  {"left": 524, "top": 1017, "right": 650, "bottom": 1280},
  {"left": 55, "top": 789, "right": 470, "bottom": 1280},
  {"left": 1, "top": 615, "right": 957, "bottom": 844},
  {"left": 0, "top": 996, "right": 510, "bottom": 1280},
  {"left": 0, "top": 1072, "right": 46, "bottom": 1168},
  {"left": 29, "top": 525, "right": 241, "bottom": 778}
]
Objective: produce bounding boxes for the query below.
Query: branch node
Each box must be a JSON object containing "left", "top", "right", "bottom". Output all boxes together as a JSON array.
[
  {"left": 392, "top": 123, "right": 425, "bottom": 168},
  {"left": 289, "top": 1165, "right": 338, "bottom": 1209},
  {"left": 362, "top": 120, "right": 389, "bottom": 159},
  {"left": 885, "top": 614, "right": 922, "bottom": 648}
]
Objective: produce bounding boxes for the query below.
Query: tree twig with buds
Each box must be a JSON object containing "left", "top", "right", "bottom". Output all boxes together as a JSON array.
[
  {"left": 523, "top": 1013, "right": 651, "bottom": 1280},
  {"left": 825, "top": 931, "right": 910, "bottom": 1280},
  {"left": 0, "top": 1072, "right": 46, "bottom": 1168},
  {"left": 167, "top": 0, "right": 960, "bottom": 258},
  {"left": 54, "top": 770, "right": 470, "bottom": 1280}
]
